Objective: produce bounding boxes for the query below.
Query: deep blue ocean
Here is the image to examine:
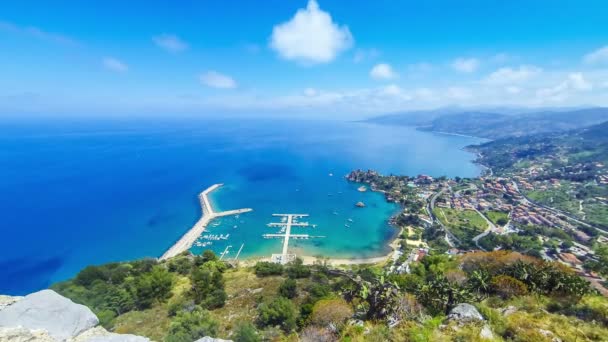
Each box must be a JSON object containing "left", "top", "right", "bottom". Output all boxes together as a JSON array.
[{"left": 0, "top": 118, "right": 484, "bottom": 295}]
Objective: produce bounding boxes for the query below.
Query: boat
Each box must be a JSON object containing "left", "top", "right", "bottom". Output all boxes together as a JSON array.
[
  {"left": 344, "top": 224, "right": 351, "bottom": 228},
  {"left": 332, "top": 211, "right": 339, "bottom": 215},
  {"left": 358, "top": 185, "right": 367, "bottom": 192},
  {"left": 347, "top": 218, "right": 354, "bottom": 222}
]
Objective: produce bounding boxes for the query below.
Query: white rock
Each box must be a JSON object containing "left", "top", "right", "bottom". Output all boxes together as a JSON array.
[
  {"left": 447, "top": 303, "right": 484, "bottom": 323},
  {"left": 194, "top": 337, "right": 233, "bottom": 342},
  {"left": 0, "top": 326, "right": 55, "bottom": 342},
  {"left": 0, "top": 295, "right": 23, "bottom": 311},
  {"left": 479, "top": 324, "right": 493, "bottom": 340},
  {"left": 0, "top": 290, "right": 99, "bottom": 341}
]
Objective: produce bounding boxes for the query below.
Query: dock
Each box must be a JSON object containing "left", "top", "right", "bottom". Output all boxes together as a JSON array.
[
  {"left": 264, "top": 213, "right": 322, "bottom": 264},
  {"left": 160, "top": 184, "right": 252, "bottom": 260}
]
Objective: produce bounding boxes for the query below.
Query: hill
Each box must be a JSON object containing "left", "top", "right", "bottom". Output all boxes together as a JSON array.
[{"left": 367, "top": 107, "right": 608, "bottom": 139}]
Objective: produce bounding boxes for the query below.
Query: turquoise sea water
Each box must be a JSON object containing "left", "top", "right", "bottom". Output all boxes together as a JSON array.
[{"left": 0, "top": 118, "right": 484, "bottom": 294}]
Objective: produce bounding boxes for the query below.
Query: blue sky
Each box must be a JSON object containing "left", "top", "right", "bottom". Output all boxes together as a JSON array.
[{"left": 1, "top": 0, "right": 608, "bottom": 118}]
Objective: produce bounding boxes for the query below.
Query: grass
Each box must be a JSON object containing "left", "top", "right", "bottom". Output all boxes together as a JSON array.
[
  {"left": 113, "top": 305, "right": 172, "bottom": 341},
  {"left": 485, "top": 210, "right": 509, "bottom": 225},
  {"left": 434, "top": 207, "right": 488, "bottom": 244}
]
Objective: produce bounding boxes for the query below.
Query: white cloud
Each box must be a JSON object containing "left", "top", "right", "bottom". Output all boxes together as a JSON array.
[
  {"left": 536, "top": 72, "right": 592, "bottom": 102},
  {"left": 483, "top": 65, "right": 542, "bottom": 85},
  {"left": 451, "top": 58, "right": 479, "bottom": 73},
  {"left": 446, "top": 87, "right": 472, "bottom": 100},
  {"left": 199, "top": 71, "right": 237, "bottom": 89},
  {"left": 407, "top": 62, "right": 434, "bottom": 73},
  {"left": 153, "top": 34, "right": 188, "bottom": 53},
  {"left": 381, "top": 84, "right": 402, "bottom": 96},
  {"left": 102, "top": 57, "right": 128, "bottom": 72},
  {"left": 353, "top": 48, "right": 380, "bottom": 63},
  {"left": 505, "top": 86, "right": 521, "bottom": 94},
  {"left": 568, "top": 72, "right": 592, "bottom": 90},
  {"left": 270, "top": 0, "right": 353, "bottom": 64},
  {"left": 370, "top": 63, "right": 398, "bottom": 80},
  {"left": 583, "top": 46, "right": 608, "bottom": 64},
  {"left": 0, "top": 20, "right": 76, "bottom": 45},
  {"left": 303, "top": 88, "right": 318, "bottom": 96}
]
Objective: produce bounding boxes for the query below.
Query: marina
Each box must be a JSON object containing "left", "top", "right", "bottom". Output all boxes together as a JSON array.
[
  {"left": 263, "top": 213, "right": 325, "bottom": 264},
  {"left": 160, "top": 184, "right": 252, "bottom": 260}
]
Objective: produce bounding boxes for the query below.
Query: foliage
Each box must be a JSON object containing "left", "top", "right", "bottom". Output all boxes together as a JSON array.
[
  {"left": 257, "top": 297, "right": 297, "bottom": 332},
  {"left": 233, "top": 321, "right": 260, "bottom": 342},
  {"left": 278, "top": 278, "right": 297, "bottom": 299},
  {"left": 165, "top": 306, "right": 218, "bottom": 342},
  {"left": 253, "top": 262, "right": 284, "bottom": 277},
  {"left": 134, "top": 266, "right": 174, "bottom": 309},
  {"left": 310, "top": 298, "right": 353, "bottom": 329},
  {"left": 490, "top": 275, "right": 528, "bottom": 299},
  {"left": 189, "top": 261, "right": 227, "bottom": 309},
  {"left": 285, "top": 258, "right": 311, "bottom": 279}
]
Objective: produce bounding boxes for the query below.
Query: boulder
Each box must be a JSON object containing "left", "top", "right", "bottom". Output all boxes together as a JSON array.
[
  {"left": 0, "top": 326, "right": 55, "bottom": 342},
  {"left": 194, "top": 337, "right": 233, "bottom": 342},
  {"left": 479, "top": 324, "right": 493, "bottom": 340},
  {"left": 0, "top": 295, "right": 22, "bottom": 311},
  {"left": 73, "top": 327, "right": 150, "bottom": 342},
  {"left": 447, "top": 303, "right": 484, "bottom": 323},
  {"left": 0, "top": 290, "right": 98, "bottom": 341}
]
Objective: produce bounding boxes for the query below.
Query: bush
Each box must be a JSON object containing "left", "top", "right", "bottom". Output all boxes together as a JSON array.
[
  {"left": 254, "top": 262, "right": 284, "bottom": 277},
  {"left": 491, "top": 275, "right": 528, "bottom": 299},
  {"left": 278, "top": 278, "right": 297, "bottom": 299},
  {"left": 134, "top": 265, "right": 174, "bottom": 309},
  {"left": 190, "top": 263, "right": 226, "bottom": 309},
  {"left": 286, "top": 258, "right": 311, "bottom": 279},
  {"left": 165, "top": 307, "right": 218, "bottom": 342},
  {"left": 257, "top": 297, "right": 297, "bottom": 332},
  {"left": 233, "top": 321, "right": 260, "bottom": 342},
  {"left": 310, "top": 298, "right": 353, "bottom": 329}
]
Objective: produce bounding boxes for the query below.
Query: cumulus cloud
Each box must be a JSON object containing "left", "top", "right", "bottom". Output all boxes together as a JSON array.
[
  {"left": 370, "top": 63, "right": 398, "bottom": 80},
  {"left": 153, "top": 34, "right": 188, "bottom": 53},
  {"left": 270, "top": 0, "right": 353, "bottom": 64},
  {"left": 102, "top": 57, "right": 128, "bottom": 72},
  {"left": 200, "top": 71, "right": 237, "bottom": 89},
  {"left": 536, "top": 73, "right": 592, "bottom": 102},
  {"left": 451, "top": 58, "right": 479, "bottom": 73},
  {"left": 583, "top": 46, "right": 608, "bottom": 64},
  {"left": 483, "top": 65, "right": 542, "bottom": 85}
]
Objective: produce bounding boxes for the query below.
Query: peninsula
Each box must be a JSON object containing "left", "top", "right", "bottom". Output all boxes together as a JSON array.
[{"left": 160, "top": 184, "right": 252, "bottom": 260}]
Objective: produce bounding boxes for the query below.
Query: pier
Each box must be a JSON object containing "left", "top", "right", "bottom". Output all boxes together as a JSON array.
[
  {"left": 264, "top": 214, "right": 323, "bottom": 264},
  {"left": 160, "top": 184, "right": 252, "bottom": 260}
]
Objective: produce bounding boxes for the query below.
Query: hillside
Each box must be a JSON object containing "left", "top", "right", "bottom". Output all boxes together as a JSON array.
[
  {"left": 28, "top": 250, "right": 607, "bottom": 341},
  {"left": 367, "top": 107, "right": 608, "bottom": 139}
]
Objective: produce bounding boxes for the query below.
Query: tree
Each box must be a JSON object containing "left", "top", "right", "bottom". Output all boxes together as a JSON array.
[
  {"left": 134, "top": 266, "right": 174, "bottom": 309},
  {"left": 257, "top": 297, "right": 297, "bottom": 332},
  {"left": 165, "top": 307, "right": 218, "bottom": 342},
  {"left": 278, "top": 278, "right": 297, "bottom": 299},
  {"left": 233, "top": 321, "right": 260, "bottom": 342},
  {"left": 190, "top": 263, "right": 226, "bottom": 309},
  {"left": 254, "top": 262, "right": 283, "bottom": 276},
  {"left": 286, "top": 258, "right": 311, "bottom": 279}
]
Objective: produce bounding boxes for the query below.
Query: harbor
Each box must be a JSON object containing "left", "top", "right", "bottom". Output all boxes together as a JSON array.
[
  {"left": 263, "top": 213, "right": 324, "bottom": 264},
  {"left": 160, "top": 184, "right": 252, "bottom": 260}
]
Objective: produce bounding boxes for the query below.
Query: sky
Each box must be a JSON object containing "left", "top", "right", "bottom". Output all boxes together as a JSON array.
[{"left": 1, "top": 0, "right": 608, "bottom": 118}]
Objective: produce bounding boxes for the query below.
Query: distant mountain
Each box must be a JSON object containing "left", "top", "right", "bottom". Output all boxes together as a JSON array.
[{"left": 366, "top": 107, "right": 608, "bottom": 139}]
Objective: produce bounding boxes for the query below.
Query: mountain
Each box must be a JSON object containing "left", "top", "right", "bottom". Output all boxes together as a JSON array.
[{"left": 367, "top": 107, "right": 608, "bottom": 139}]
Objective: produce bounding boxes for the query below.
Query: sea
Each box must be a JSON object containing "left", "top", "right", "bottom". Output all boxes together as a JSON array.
[{"left": 0, "top": 118, "right": 484, "bottom": 295}]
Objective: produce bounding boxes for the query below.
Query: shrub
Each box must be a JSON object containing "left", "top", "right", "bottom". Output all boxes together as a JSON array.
[
  {"left": 233, "top": 321, "right": 260, "bottom": 342},
  {"left": 491, "top": 275, "right": 528, "bottom": 299},
  {"left": 278, "top": 278, "right": 297, "bottom": 299},
  {"left": 286, "top": 258, "right": 311, "bottom": 279},
  {"left": 310, "top": 298, "right": 353, "bottom": 329},
  {"left": 134, "top": 265, "right": 174, "bottom": 309},
  {"left": 254, "top": 262, "right": 284, "bottom": 277},
  {"left": 165, "top": 307, "right": 218, "bottom": 342},
  {"left": 257, "top": 297, "right": 297, "bottom": 332}
]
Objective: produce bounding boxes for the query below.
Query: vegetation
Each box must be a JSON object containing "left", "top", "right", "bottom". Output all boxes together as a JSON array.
[{"left": 51, "top": 249, "right": 608, "bottom": 341}]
